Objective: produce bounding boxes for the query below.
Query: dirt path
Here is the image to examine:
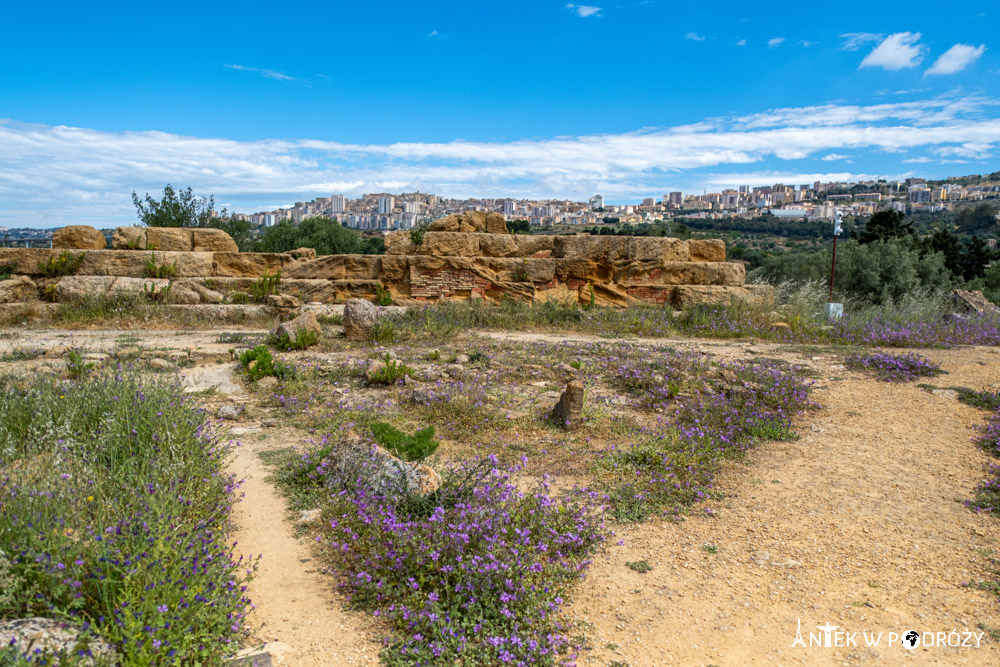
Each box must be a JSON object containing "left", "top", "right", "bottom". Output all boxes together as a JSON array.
[
  {"left": 571, "top": 347, "right": 1000, "bottom": 666},
  {"left": 228, "top": 430, "right": 380, "bottom": 666}
]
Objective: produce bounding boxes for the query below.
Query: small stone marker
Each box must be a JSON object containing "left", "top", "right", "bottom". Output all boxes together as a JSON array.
[{"left": 550, "top": 380, "right": 584, "bottom": 430}]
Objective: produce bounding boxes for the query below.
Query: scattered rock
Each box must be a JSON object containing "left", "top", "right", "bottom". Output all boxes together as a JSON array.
[
  {"left": 550, "top": 380, "right": 585, "bottom": 430},
  {"left": 81, "top": 352, "right": 109, "bottom": 363},
  {"left": 343, "top": 298, "right": 380, "bottom": 341},
  {"left": 262, "top": 418, "right": 279, "bottom": 428},
  {"left": 324, "top": 434, "right": 441, "bottom": 496},
  {"left": 191, "top": 228, "right": 239, "bottom": 253},
  {"left": 228, "top": 426, "right": 260, "bottom": 437},
  {"left": 273, "top": 311, "right": 320, "bottom": 347},
  {"left": 444, "top": 363, "right": 465, "bottom": 377},
  {"left": 218, "top": 404, "right": 244, "bottom": 421},
  {"left": 931, "top": 388, "right": 958, "bottom": 400},
  {"left": 266, "top": 293, "right": 300, "bottom": 311},
  {"left": 296, "top": 509, "right": 322, "bottom": 525},
  {"left": 149, "top": 358, "right": 171, "bottom": 371},
  {"left": 289, "top": 247, "right": 317, "bottom": 260},
  {"left": 770, "top": 322, "right": 791, "bottom": 331},
  {"left": 257, "top": 376, "right": 279, "bottom": 392},
  {"left": 947, "top": 289, "right": 1000, "bottom": 316},
  {"left": 52, "top": 226, "right": 107, "bottom": 250},
  {"left": 453, "top": 353, "right": 470, "bottom": 364},
  {"left": 0, "top": 617, "right": 118, "bottom": 666},
  {"left": 186, "top": 281, "right": 224, "bottom": 304}
]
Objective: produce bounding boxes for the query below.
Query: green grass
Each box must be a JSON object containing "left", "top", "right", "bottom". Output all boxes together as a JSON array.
[
  {"left": 249, "top": 270, "right": 281, "bottom": 303},
  {"left": 143, "top": 252, "right": 178, "bottom": 279},
  {"left": 367, "top": 355, "right": 413, "bottom": 385},
  {"left": 268, "top": 327, "right": 320, "bottom": 351},
  {"left": 625, "top": 560, "right": 653, "bottom": 573}
]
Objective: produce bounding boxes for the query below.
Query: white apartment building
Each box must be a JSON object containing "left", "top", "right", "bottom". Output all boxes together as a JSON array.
[
  {"left": 378, "top": 196, "right": 395, "bottom": 214},
  {"left": 330, "top": 195, "right": 346, "bottom": 214},
  {"left": 589, "top": 194, "right": 604, "bottom": 210}
]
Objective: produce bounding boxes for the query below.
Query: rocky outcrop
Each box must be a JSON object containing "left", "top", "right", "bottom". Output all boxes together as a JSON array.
[
  {"left": 52, "top": 225, "right": 107, "bottom": 250},
  {"left": 948, "top": 289, "right": 999, "bottom": 316}
]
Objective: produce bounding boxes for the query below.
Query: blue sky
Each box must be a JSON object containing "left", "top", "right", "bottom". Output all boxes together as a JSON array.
[{"left": 1, "top": 1, "right": 998, "bottom": 227}]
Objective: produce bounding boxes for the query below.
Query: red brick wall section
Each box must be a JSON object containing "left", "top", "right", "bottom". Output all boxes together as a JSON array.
[{"left": 410, "top": 268, "right": 494, "bottom": 300}]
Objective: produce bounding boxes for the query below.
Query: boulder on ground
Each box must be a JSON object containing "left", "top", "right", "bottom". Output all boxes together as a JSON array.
[
  {"left": 0, "top": 617, "right": 118, "bottom": 666},
  {"left": 325, "top": 434, "right": 441, "bottom": 496},
  {"left": 184, "top": 280, "right": 224, "bottom": 304},
  {"left": 274, "top": 311, "right": 320, "bottom": 346},
  {"left": 192, "top": 228, "right": 239, "bottom": 252},
  {"left": 343, "top": 298, "right": 380, "bottom": 341},
  {"left": 550, "top": 380, "right": 585, "bottom": 430},
  {"left": 0, "top": 275, "right": 38, "bottom": 304},
  {"left": 288, "top": 247, "right": 317, "bottom": 260},
  {"left": 947, "top": 289, "right": 999, "bottom": 316},
  {"left": 52, "top": 226, "right": 107, "bottom": 250}
]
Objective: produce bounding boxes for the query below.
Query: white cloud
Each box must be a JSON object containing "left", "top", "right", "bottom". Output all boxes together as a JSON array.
[
  {"left": 736, "top": 39, "right": 746, "bottom": 47},
  {"left": 859, "top": 32, "right": 926, "bottom": 71},
  {"left": 2, "top": 94, "right": 999, "bottom": 226},
  {"left": 925, "top": 43, "right": 986, "bottom": 75},
  {"left": 566, "top": 4, "right": 601, "bottom": 17},
  {"left": 821, "top": 153, "right": 851, "bottom": 161},
  {"left": 902, "top": 156, "right": 933, "bottom": 163},
  {"left": 798, "top": 40, "right": 817, "bottom": 48},
  {"left": 428, "top": 30, "right": 439, "bottom": 37},
  {"left": 840, "top": 32, "right": 884, "bottom": 51},
  {"left": 685, "top": 32, "right": 706, "bottom": 42},
  {"left": 767, "top": 37, "right": 785, "bottom": 48},
  {"left": 223, "top": 64, "right": 295, "bottom": 81}
]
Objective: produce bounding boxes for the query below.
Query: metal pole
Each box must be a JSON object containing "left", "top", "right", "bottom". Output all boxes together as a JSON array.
[{"left": 829, "top": 235, "right": 838, "bottom": 302}]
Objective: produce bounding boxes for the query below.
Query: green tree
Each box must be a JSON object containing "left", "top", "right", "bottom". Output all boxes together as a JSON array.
[
  {"left": 507, "top": 219, "right": 533, "bottom": 235},
  {"left": 956, "top": 203, "right": 998, "bottom": 234},
  {"left": 958, "top": 235, "right": 996, "bottom": 281},
  {"left": 131, "top": 184, "right": 222, "bottom": 228},
  {"left": 252, "top": 216, "right": 379, "bottom": 256},
  {"left": 857, "top": 210, "right": 913, "bottom": 244}
]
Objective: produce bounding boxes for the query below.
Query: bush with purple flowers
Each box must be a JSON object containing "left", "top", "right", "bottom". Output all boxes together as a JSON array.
[
  {"left": 844, "top": 351, "right": 943, "bottom": 382},
  {"left": 290, "top": 449, "right": 605, "bottom": 665},
  {"left": 968, "top": 406, "right": 1000, "bottom": 516},
  {"left": 0, "top": 371, "right": 255, "bottom": 664}
]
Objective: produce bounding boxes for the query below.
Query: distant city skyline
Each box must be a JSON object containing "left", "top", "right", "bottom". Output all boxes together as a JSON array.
[{"left": 1, "top": 1, "right": 997, "bottom": 227}]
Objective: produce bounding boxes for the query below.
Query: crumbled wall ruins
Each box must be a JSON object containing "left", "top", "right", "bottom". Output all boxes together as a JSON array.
[{"left": 0, "top": 213, "right": 772, "bottom": 310}]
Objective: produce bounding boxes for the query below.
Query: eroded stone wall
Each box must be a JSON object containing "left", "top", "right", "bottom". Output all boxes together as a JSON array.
[{"left": 0, "top": 224, "right": 772, "bottom": 310}]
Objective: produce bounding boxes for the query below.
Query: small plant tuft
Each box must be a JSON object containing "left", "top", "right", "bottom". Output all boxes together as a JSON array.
[
  {"left": 239, "top": 345, "right": 295, "bottom": 382},
  {"left": 37, "top": 250, "right": 85, "bottom": 277},
  {"left": 375, "top": 283, "right": 393, "bottom": 306},
  {"left": 143, "top": 252, "right": 178, "bottom": 279},
  {"left": 367, "top": 354, "right": 413, "bottom": 385},
  {"left": 249, "top": 270, "right": 281, "bottom": 303},
  {"left": 626, "top": 559, "right": 653, "bottom": 573}
]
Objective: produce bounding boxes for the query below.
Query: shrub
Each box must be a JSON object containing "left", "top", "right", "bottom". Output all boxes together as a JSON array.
[
  {"left": 316, "top": 456, "right": 605, "bottom": 664},
  {"left": 239, "top": 345, "right": 295, "bottom": 382},
  {"left": 37, "top": 250, "right": 85, "bottom": 277},
  {"left": 513, "top": 260, "right": 529, "bottom": 282},
  {"left": 249, "top": 270, "right": 281, "bottom": 303},
  {"left": 0, "top": 265, "right": 14, "bottom": 281},
  {"left": 370, "top": 422, "right": 439, "bottom": 461},
  {"left": 844, "top": 351, "right": 943, "bottom": 382},
  {"left": 375, "top": 283, "right": 393, "bottom": 306},
  {"left": 229, "top": 291, "right": 251, "bottom": 304},
  {"left": 144, "top": 252, "right": 178, "bottom": 279},
  {"left": 0, "top": 372, "right": 254, "bottom": 664},
  {"left": 65, "top": 348, "right": 94, "bottom": 380},
  {"left": 367, "top": 355, "right": 413, "bottom": 384},
  {"left": 268, "top": 328, "right": 320, "bottom": 351},
  {"left": 409, "top": 227, "right": 425, "bottom": 246}
]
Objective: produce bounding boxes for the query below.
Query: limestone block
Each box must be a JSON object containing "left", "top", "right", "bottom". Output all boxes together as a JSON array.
[
  {"left": 553, "top": 235, "right": 628, "bottom": 262},
  {"left": 385, "top": 231, "right": 418, "bottom": 255},
  {"left": 0, "top": 276, "right": 38, "bottom": 303},
  {"left": 192, "top": 228, "right": 239, "bottom": 253},
  {"left": 343, "top": 255, "right": 381, "bottom": 279},
  {"left": 553, "top": 259, "right": 614, "bottom": 284},
  {"left": 212, "top": 252, "right": 291, "bottom": 277},
  {"left": 427, "top": 211, "right": 487, "bottom": 233},
  {"left": 379, "top": 255, "right": 410, "bottom": 283},
  {"left": 110, "top": 277, "right": 169, "bottom": 295},
  {"left": 480, "top": 257, "right": 556, "bottom": 284},
  {"left": 78, "top": 250, "right": 213, "bottom": 277},
  {"left": 0, "top": 249, "right": 56, "bottom": 275},
  {"left": 512, "top": 235, "right": 555, "bottom": 258},
  {"left": 52, "top": 226, "right": 107, "bottom": 250},
  {"left": 283, "top": 255, "right": 348, "bottom": 280},
  {"left": 578, "top": 282, "right": 631, "bottom": 308},
  {"left": 477, "top": 233, "right": 519, "bottom": 257},
  {"left": 53, "top": 276, "right": 115, "bottom": 302},
  {"left": 485, "top": 212, "right": 509, "bottom": 234},
  {"left": 625, "top": 237, "right": 690, "bottom": 262},
  {"left": 615, "top": 261, "right": 745, "bottom": 286},
  {"left": 419, "top": 232, "right": 480, "bottom": 257},
  {"left": 145, "top": 228, "right": 194, "bottom": 251},
  {"left": 111, "top": 227, "right": 147, "bottom": 250},
  {"left": 688, "top": 239, "right": 726, "bottom": 262},
  {"left": 672, "top": 284, "right": 774, "bottom": 309}
]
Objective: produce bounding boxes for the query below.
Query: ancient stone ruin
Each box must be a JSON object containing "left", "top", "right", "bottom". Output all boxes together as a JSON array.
[{"left": 0, "top": 212, "right": 772, "bottom": 313}]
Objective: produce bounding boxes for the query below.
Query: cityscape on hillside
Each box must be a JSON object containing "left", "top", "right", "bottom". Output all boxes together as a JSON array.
[
  {"left": 1, "top": 171, "right": 998, "bottom": 243},
  {"left": 237, "top": 173, "right": 1000, "bottom": 232}
]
